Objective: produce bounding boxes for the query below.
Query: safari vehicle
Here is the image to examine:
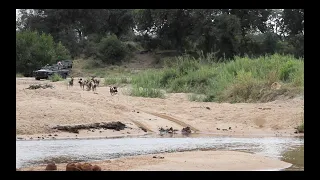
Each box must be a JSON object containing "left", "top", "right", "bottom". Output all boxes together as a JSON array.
[
  {"left": 33, "top": 60, "right": 73, "bottom": 80},
  {"left": 60, "top": 60, "right": 73, "bottom": 69},
  {"left": 33, "top": 64, "right": 70, "bottom": 80}
]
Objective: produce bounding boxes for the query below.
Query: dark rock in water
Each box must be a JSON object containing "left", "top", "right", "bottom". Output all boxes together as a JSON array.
[
  {"left": 206, "top": 107, "right": 211, "bottom": 110},
  {"left": 92, "top": 165, "right": 102, "bottom": 171},
  {"left": 216, "top": 128, "right": 220, "bottom": 130},
  {"left": 81, "top": 163, "right": 93, "bottom": 171},
  {"left": 229, "top": 127, "right": 232, "bottom": 130},
  {"left": 45, "top": 162, "right": 57, "bottom": 171},
  {"left": 182, "top": 127, "right": 192, "bottom": 134},
  {"left": 66, "top": 163, "right": 81, "bottom": 171},
  {"left": 159, "top": 127, "right": 175, "bottom": 134}
]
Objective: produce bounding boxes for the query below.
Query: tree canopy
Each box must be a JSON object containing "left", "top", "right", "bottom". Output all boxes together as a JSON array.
[{"left": 16, "top": 9, "right": 304, "bottom": 74}]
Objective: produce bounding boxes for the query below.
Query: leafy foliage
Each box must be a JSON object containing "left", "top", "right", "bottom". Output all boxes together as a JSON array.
[
  {"left": 16, "top": 30, "right": 70, "bottom": 76},
  {"left": 16, "top": 9, "right": 304, "bottom": 68}
]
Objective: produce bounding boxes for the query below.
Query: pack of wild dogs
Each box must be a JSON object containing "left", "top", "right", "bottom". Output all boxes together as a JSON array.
[{"left": 67, "top": 76, "right": 118, "bottom": 95}]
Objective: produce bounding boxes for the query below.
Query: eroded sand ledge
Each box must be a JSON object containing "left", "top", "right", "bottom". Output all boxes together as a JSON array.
[{"left": 19, "top": 150, "right": 292, "bottom": 171}]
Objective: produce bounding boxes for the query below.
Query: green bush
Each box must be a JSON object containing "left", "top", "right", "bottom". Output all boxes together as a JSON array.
[
  {"left": 16, "top": 30, "right": 71, "bottom": 76},
  {"left": 49, "top": 74, "right": 64, "bottom": 82},
  {"left": 83, "top": 41, "right": 99, "bottom": 59},
  {"left": 296, "top": 123, "right": 304, "bottom": 133},
  {"left": 54, "top": 41, "right": 71, "bottom": 61},
  {"left": 16, "top": 31, "right": 56, "bottom": 76},
  {"left": 97, "top": 34, "right": 129, "bottom": 64}
]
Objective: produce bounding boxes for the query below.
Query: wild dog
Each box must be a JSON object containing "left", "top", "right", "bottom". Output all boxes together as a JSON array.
[
  {"left": 91, "top": 80, "right": 97, "bottom": 92},
  {"left": 94, "top": 79, "right": 100, "bottom": 86},
  {"left": 67, "top": 77, "right": 74, "bottom": 88},
  {"left": 109, "top": 86, "right": 118, "bottom": 96},
  {"left": 90, "top": 77, "right": 100, "bottom": 87},
  {"left": 84, "top": 79, "right": 92, "bottom": 91},
  {"left": 78, "top": 78, "right": 85, "bottom": 90}
]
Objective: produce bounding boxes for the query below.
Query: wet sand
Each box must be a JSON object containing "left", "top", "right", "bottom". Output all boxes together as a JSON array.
[{"left": 18, "top": 150, "right": 292, "bottom": 171}]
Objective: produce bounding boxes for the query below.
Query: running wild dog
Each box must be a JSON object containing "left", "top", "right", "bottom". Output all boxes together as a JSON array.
[
  {"left": 110, "top": 86, "right": 118, "bottom": 95},
  {"left": 78, "top": 78, "right": 85, "bottom": 90},
  {"left": 68, "top": 77, "right": 74, "bottom": 88}
]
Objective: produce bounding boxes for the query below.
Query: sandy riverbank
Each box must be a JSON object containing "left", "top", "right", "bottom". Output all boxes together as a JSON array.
[
  {"left": 16, "top": 77, "right": 304, "bottom": 139},
  {"left": 18, "top": 150, "right": 292, "bottom": 171}
]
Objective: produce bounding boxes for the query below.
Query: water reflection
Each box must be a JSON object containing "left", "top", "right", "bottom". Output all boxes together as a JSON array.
[
  {"left": 16, "top": 136, "right": 304, "bottom": 170},
  {"left": 281, "top": 145, "right": 304, "bottom": 171}
]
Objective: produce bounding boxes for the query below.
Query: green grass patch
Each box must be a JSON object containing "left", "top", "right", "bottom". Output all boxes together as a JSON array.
[
  {"left": 296, "top": 123, "right": 304, "bottom": 133},
  {"left": 129, "top": 54, "right": 304, "bottom": 102},
  {"left": 296, "top": 112, "right": 304, "bottom": 133},
  {"left": 16, "top": 73, "right": 24, "bottom": 77},
  {"left": 104, "top": 76, "right": 131, "bottom": 86},
  {"left": 71, "top": 58, "right": 137, "bottom": 78},
  {"left": 125, "top": 86, "right": 165, "bottom": 98},
  {"left": 49, "top": 74, "right": 64, "bottom": 82},
  {"left": 188, "top": 94, "right": 207, "bottom": 102}
]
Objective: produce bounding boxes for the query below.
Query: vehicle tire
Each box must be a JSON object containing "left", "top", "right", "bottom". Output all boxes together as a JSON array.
[
  {"left": 47, "top": 74, "right": 52, "bottom": 80},
  {"left": 35, "top": 77, "right": 41, "bottom": 80}
]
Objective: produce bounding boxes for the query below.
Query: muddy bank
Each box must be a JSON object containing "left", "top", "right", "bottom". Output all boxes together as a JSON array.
[
  {"left": 18, "top": 150, "right": 292, "bottom": 171},
  {"left": 16, "top": 122, "right": 195, "bottom": 141}
]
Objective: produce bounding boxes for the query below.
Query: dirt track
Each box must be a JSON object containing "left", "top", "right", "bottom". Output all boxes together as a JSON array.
[{"left": 16, "top": 77, "right": 304, "bottom": 139}]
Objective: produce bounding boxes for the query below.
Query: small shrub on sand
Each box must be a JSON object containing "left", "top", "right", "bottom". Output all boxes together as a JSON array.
[
  {"left": 188, "top": 94, "right": 207, "bottom": 102},
  {"left": 16, "top": 73, "right": 24, "bottom": 77},
  {"left": 296, "top": 123, "right": 304, "bottom": 133},
  {"left": 296, "top": 113, "right": 304, "bottom": 133},
  {"left": 49, "top": 74, "right": 64, "bottom": 82}
]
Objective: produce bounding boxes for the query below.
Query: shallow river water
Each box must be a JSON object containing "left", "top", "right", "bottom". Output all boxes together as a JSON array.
[{"left": 16, "top": 135, "right": 304, "bottom": 170}]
